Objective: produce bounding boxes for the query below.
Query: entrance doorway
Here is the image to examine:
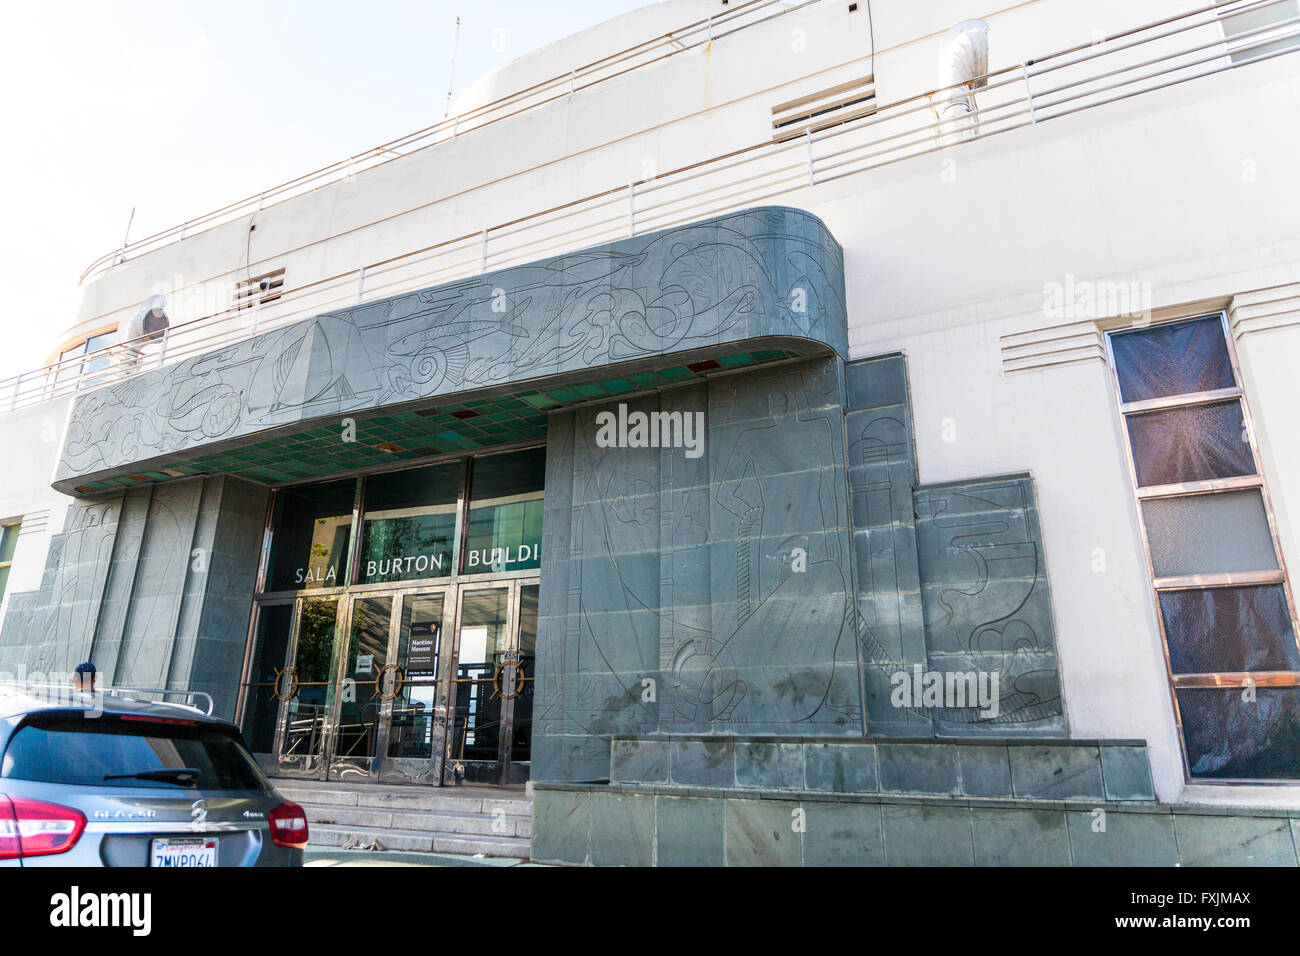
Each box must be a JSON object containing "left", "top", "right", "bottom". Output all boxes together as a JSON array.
[
  {"left": 237, "top": 445, "right": 545, "bottom": 787},
  {"left": 245, "top": 580, "right": 536, "bottom": 786}
]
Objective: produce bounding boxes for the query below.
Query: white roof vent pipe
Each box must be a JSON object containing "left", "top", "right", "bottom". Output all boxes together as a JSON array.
[
  {"left": 936, "top": 19, "right": 989, "bottom": 145},
  {"left": 115, "top": 294, "right": 170, "bottom": 374}
]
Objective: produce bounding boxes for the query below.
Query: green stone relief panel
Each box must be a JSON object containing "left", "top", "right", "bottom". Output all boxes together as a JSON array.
[{"left": 57, "top": 205, "right": 846, "bottom": 493}]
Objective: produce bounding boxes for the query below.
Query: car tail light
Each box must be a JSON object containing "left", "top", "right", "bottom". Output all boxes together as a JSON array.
[
  {"left": 0, "top": 795, "right": 86, "bottom": 859},
  {"left": 0, "top": 797, "right": 18, "bottom": 860},
  {"left": 269, "top": 801, "right": 309, "bottom": 849}
]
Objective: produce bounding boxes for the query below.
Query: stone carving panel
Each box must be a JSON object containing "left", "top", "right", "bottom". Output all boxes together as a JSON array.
[
  {"left": 56, "top": 207, "right": 848, "bottom": 491},
  {"left": 535, "top": 357, "right": 860, "bottom": 781}
]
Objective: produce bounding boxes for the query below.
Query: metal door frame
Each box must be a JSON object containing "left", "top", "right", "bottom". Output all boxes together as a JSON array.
[
  {"left": 442, "top": 577, "right": 537, "bottom": 786},
  {"left": 270, "top": 594, "right": 343, "bottom": 780},
  {"left": 323, "top": 591, "right": 403, "bottom": 782},
  {"left": 373, "top": 587, "right": 457, "bottom": 784}
]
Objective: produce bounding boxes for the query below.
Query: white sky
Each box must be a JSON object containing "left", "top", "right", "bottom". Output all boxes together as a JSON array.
[{"left": 0, "top": 0, "right": 651, "bottom": 381}]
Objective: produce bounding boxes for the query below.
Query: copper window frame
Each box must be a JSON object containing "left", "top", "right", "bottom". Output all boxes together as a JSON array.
[{"left": 1105, "top": 310, "right": 1300, "bottom": 785}]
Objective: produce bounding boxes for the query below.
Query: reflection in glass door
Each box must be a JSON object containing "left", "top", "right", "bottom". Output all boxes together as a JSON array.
[
  {"left": 240, "top": 603, "right": 294, "bottom": 765},
  {"left": 447, "top": 582, "right": 536, "bottom": 785},
  {"left": 329, "top": 595, "right": 394, "bottom": 781},
  {"left": 241, "top": 581, "right": 537, "bottom": 785},
  {"left": 277, "top": 597, "right": 340, "bottom": 777},
  {"left": 449, "top": 587, "right": 510, "bottom": 779},
  {"left": 379, "top": 592, "right": 451, "bottom": 784}
]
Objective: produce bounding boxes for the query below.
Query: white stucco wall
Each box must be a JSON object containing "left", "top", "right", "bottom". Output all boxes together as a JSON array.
[{"left": 0, "top": 396, "right": 73, "bottom": 628}]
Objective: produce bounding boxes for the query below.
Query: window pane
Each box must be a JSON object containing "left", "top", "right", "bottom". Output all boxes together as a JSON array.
[
  {"left": 55, "top": 343, "right": 86, "bottom": 383},
  {"left": 241, "top": 603, "right": 293, "bottom": 753},
  {"left": 1125, "top": 401, "right": 1255, "bottom": 487},
  {"left": 283, "top": 598, "right": 341, "bottom": 762},
  {"left": 265, "top": 479, "right": 356, "bottom": 591},
  {"left": 1217, "top": 0, "right": 1300, "bottom": 64},
  {"left": 335, "top": 595, "right": 392, "bottom": 763},
  {"left": 463, "top": 448, "right": 544, "bottom": 574},
  {"left": 1111, "top": 316, "right": 1235, "bottom": 403},
  {"left": 451, "top": 588, "right": 510, "bottom": 761},
  {"left": 1177, "top": 686, "right": 1300, "bottom": 780},
  {"left": 1160, "top": 585, "right": 1300, "bottom": 675},
  {"left": 389, "top": 594, "right": 445, "bottom": 759},
  {"left": 2, "top": 718, "right": 268, "bottom": 791},
  {"left": 293, "top": 598, "right": 340, "bottom": 686},
  {"left": 359, "top": 462, "right": 460, "bottom": 584},
  {"left": 0, "top": 524, "right": 18, "bottom": 563},
  {"left": 1142, "top": 490, "right": 1278, "bottom": 577}
]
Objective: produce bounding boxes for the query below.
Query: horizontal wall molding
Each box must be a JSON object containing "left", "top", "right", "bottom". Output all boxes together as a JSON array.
[
  {"left": 16, "top": 509, "right": 50, "bottom": 536},
  {"left": 1229, "top": 282, "right": 1300, "bottom": 339},
  {"left": 999, "top": 319, "right": 1107, "bottom": 375}
]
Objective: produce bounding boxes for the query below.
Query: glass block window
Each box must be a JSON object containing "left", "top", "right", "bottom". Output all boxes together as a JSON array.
[{"left": 1109, "top": 313, "right": 1300, "bottom": 782}]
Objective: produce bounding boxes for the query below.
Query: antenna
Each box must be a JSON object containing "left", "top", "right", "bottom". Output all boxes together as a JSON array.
[
  {"left": 443, "top": 16, "right": 461, "bottom": 119},
  {"left": 119, "top": 206, "right": 136, "bottom": 263}
]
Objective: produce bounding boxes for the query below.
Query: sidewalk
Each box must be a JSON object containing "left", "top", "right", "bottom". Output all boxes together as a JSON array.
[{"left": 304, "top": 847, "right": 545, "bottom": 867}]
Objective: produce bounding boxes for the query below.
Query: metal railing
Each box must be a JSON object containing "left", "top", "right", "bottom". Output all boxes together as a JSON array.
[
  {"left": 76, "top": 0, "right": 817, "bottom": 286},
  {"left": 4, "top": 0, "right": 1295, "bottom": 417}
]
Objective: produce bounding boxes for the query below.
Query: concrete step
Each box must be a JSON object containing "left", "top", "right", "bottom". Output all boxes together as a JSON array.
[
  {"left": 275, "top": 784, "right": 531, "bottom": 818},
  {"left": 300, "top": 803, "right": 530, "bottom": 839},
  {"left": 274, "top": 785, "right": 361, "bottom": 808},
  {"left": 309, "top": 824, "right": 531, "bottom": 859},
  {"left": 390, "top": 809, "right": 532, "bottom": 839}
]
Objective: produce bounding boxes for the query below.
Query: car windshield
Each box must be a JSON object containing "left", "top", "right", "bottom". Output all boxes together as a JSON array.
[{"left": 1, "top": 714, "right": 270, "bottom": 791}]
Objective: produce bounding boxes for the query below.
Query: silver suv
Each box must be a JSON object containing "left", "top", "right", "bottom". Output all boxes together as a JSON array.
[{"left": 0, "top": 686, "right": 305, "bottom": 867}]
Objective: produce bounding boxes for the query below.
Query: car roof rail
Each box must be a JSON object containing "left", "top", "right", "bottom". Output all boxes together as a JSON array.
[
  {"left": 101, "top": 686, "right": 215, "bottom": 717},
  {"left": 0, "top": 680, "right": 215, "bottom": 717}
]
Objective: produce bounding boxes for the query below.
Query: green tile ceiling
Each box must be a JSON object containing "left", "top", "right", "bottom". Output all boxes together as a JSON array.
[{"left": 74, "top": 349, "right": 794, "bottom": 491}]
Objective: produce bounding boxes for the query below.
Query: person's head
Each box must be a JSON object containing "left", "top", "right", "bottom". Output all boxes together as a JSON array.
[{"left": 73, "top": 662, "right": 97, "bottom": 693}]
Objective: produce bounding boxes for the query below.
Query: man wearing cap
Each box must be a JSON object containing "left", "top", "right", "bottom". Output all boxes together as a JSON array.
[{"left": 72, "top": 661, "right": 97, "bottom": 694}]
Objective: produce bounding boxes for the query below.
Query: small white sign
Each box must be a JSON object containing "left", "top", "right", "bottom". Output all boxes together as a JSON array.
[{"left": 355, "top": 654, "right": 374, "bottom": 675}]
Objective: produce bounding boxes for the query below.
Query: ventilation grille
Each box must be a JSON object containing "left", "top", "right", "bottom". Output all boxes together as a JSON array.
[
  {"left": 771, "top": 75, "right": 876, "bottom": 140},
  {"left": 234, "top": 268, "right": 286, "bottom": 310},
  {"left": 1214, "top": 0, "right": 1300, "bottom": 63}
]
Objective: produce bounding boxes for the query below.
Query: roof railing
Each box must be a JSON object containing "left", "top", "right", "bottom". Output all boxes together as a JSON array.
[
  {"left": 4, "top": 0, "right": 1295, "bottom": 418},
  {"left": 76, "top": 0, "right": 817, "bottom": 285}
]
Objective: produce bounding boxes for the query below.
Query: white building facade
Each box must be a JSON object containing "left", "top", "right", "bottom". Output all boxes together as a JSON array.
[{"left": 2, "top": 0, "right": 1299, "bottom": 864}]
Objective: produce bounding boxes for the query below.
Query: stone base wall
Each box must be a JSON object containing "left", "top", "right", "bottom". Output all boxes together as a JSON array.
[
  {"left": 532, "top": 782, "right": 1300, "bottom": 867},
  {"left": 610, "top": 735, "right": 1155, "bottom": 802}
]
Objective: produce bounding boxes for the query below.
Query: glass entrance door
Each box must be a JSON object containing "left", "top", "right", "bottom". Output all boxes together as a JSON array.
[
  {"left": 378, "top": 591, "right": 453, "bottom": 784},
  {"left": 276, "top": 597, "right": 341, "bottom": 778},
  {"left": 328, "top": 594, "right": 395, "bottom": 781},
  {"left": 446, "top": 581, "right": 537, "bottom": 785},
  {"left": 241, "top": 580, "right": 535, "bottom": 784}
]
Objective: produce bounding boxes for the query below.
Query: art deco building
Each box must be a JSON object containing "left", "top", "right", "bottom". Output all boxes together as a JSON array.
[{"left": 1, "top": 0, "right": 1298, "bottom": 865}]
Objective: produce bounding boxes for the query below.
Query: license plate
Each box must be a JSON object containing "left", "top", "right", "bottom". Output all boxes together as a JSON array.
[{"left": 150, "top": 837, "right": 217, "bottom": 867}]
